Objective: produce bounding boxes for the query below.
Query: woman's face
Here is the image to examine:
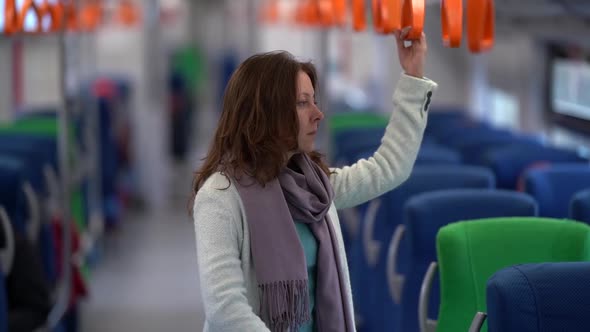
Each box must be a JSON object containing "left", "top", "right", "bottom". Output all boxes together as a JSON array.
[{"left": 296, "top": 71, "right": 324, "bottom": 153}]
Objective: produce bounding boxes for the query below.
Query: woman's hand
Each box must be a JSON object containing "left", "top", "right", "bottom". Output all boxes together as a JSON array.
[{"left": 394, "top": 27, "right": 427, "bottom": 79}]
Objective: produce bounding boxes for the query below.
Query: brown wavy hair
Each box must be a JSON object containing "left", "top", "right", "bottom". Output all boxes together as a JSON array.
[{"left": 189, "top": 51, "right": 330, "bottom": 213}]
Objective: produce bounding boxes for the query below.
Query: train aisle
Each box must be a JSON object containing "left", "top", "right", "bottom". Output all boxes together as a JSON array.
[
  {"left": 79, "top": 136, "right": 214, "bottom": 331},
  {"left": 80, "top": 200, "right": 205, "bottom": 331}
]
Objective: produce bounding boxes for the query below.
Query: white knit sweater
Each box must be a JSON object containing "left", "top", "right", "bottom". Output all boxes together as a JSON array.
[{"left": 193, "top": 74, "right": 438, "bottom": 331}]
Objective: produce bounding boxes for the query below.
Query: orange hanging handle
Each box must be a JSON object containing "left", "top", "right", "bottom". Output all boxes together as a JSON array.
[
  {"left": 16, "top": 0, "right": 43, "bottom": 33},
  {"left": 401, "top": 0, "right": 424, "bottom": 40},
  {"left": 382, "top": 0, "right": 403, "bottom": 33},
  {"left": 293, "top": 1, "right": 305, "bottom": 24},
  {"left": 4, "top": 0, "right": 18, "bottom": 34},
  {"left": 352, "top": 0, "right": 366, "bottom": 31},
  {"left": 332, "top": 0, "right": 347, "bottom": 26},
  {"left": 318, "top": 0, "right": 334, "bottom": 27},
  {"left": 373, "top": 0, "right": 397, "bottom": 34},
  {"left": 80, "top": 1, "right": 103, "bottom": 31},
  {"left": 441, "top": 0, "right": 462, "bottom": 47},
  {"left": 259, "top": 0, "right": 280, "bottom": 24},
  {"left": 39, "top": 0, "right": 63, "bottom": 32},
  {"left": 294, "top": 0, "right": 319, "bottom": 27},
  {"left": 372, "top": 0, "right": 385, "bottom": 33},
  {"left": 63, "top": 2, "right": 79, "bottom": 31},
  {"left": 467, "top": 0, "right": 495, "bottom": 53},
  {"left": 373, "top": 0, "right": 404, "bottom": 34},
  {"left": 115, "top": 0, "right": 141, "bottom": 27}
]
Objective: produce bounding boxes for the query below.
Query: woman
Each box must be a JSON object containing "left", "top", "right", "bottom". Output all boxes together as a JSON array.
[{"left": 191, "top": 28, "right": 437, "bottom": 332}]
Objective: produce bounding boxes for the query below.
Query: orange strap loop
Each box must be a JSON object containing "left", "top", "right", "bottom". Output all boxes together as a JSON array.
[
  {"left": 401, "top": 0, "right": 424, "bottom": 40},
  {"left": 467, "top": 0, "right": 495, "bottom": 53},
  {"left": 16, "top": 0, "right": 43, "bottom": 33},
  {"left": 4, "top": 0, "right": 18, "bottom": 34},
  {"left": 318, "top": 0, "right": 335, "bottom": 27},
  {"left": 383, "top": 0, "right": 403, "bottom": 33},
  {"left": 332, "top": 0, "right": 347, "bottom": 26},
  {"left": 62, "top": 2, "right": 79, "bottom": 31},
  {"left": 115, "top": 0, "right": 141, "bottom": 27},
  {"left": 305, "top": 1, "right": 320, "bottom": 26},
  {"left": 39, "top": 0, "right": 63, "bottom": 32},
  {"left": 259, "top": 0, "right": 280, "bottom": 24},
  {"left": 294, "top": 0, "right": 320, "bottom": 27},
  {"left": 352, "top": 0, "right": 366, "bottom": 31},
  {"left": 372, "top": 0, "right": 403, "bottom": 34},
  {"left": 80, "top": 2, "right": 103, "bottom": 31},
  {"left": 441, "top": 0, "right": 462, "bottom": 47},
  {"left": 372, "top": 0, "right": 386, "bottom": 33}
]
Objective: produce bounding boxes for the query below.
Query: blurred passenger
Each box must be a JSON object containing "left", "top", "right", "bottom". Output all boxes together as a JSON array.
[{"left": 190, "top": 27, "right": 437, "bottom": 332}]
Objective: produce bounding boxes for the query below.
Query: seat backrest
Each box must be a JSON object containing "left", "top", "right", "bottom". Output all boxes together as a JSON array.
[
  {"left": 436, "top": 218, "right": 590, "bottom": 332},
  {"left": 525, "top": 163, "right": 590, "bottom": 218},
  {"left": 0, "top": 118, "right": 59, "bottom": 137},
  {"left": 0, "top": 158, "right": 28, "bottom": 234},
  {"left": 416, "top": 145, "right": 462, "bottom": 165},
  {"left": 328, "top": 112, "right": 388, "bottom": 133},
  {"left": 373, "top": 166, "right": 495, "bottom": 242},
  {"left": 332, "top": 128, "right": 384, "bottom": 164},
  {"left": 571, "top": 188, "right": 590, "bottom": 224},
  {"left": 407, "top": 190, "right": 538, "bottom": 262},
  {"left": 457, "top": 137, "right": 541, "bottom": 165},
  {"left": 400, "top": 190, "right": 538, "bottom": 332},
  {"left": 487, "top": 262, "right": 590, "bottom": 332},
  {"left": 483, "top": 145, "right": 586, "bottom": 189},
  {"left": 350, "top": 166, "right": 495, "bottom": 331},
  {"left": 446, "top": 129, "right": 514, "bottom": 148},
  {"left": 0, "top": 271, "right": 7, "bottom": 332},
  {"left": 0, "top": 133, "right": 58, "bottom": 174},
  {"left": 433, "top": 122, "right": 493, "bottom": 144},
  {"left": 0, "top": 146, "right": 46, "bottom": 193}
]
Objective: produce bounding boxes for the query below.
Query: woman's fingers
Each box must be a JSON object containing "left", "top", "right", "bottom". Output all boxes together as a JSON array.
[{"left": 400, "top": 26, "right": 412, "bottom": 41}]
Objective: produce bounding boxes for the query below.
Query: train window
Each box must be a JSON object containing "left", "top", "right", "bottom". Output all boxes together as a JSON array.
[
  {"left": 0, "top": 1, "right": 5, "bottom": 33},
  {"left": 490, "top": 88, "right": 520, "bottom": 130},
  {"left": 547, "top": 43, "right": 590, "bottom": 134},
  {"left": 551, "top": 58, "right": 590, "bottom": 121}
]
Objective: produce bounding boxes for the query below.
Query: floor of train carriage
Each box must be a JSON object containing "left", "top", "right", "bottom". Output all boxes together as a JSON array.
[{"left": 80, "top": 111, "right": 217, "bottom": 331}]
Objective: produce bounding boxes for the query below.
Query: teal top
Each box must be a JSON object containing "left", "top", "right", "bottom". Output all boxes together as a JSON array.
[{"left": 294, "top": 222, "right": 318, "bottom": 332}]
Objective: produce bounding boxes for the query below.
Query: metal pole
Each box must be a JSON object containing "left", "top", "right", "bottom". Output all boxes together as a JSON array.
[
  {"left": 247, "top": 0, "right": 259, "bottom": 55},
  {"left": 318, "top": 29, "right": 331, "bottom": 154},
  {"left": 85, "top": 32, "right": 103, "bottom": 248},
  {"left": 47, "top": 8, "right": 73, "bottom": 329}
]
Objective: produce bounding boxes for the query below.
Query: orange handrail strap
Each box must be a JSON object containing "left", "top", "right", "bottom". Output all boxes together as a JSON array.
[
  {"left": 40, "top": 1, "right": 62, "bottom": 32},
  {"left": 372, "top": 0, "right": 387, "bottom": 34},
  {"left": 402, "top": 0, "right": 425, "bottom": 40},
  {"left": 467, "top": 0, "right": 495, "bottom": 53},
  {"left": 352, "top": 0, "right": 366, "bottom": 31},
  {"left": 306, "top": 0, "right": 321, "bottom": 26},
  {"left": 115, "top": 0, "right": 141, "bottom": 26},
  {"left": 381, "top": 0, "right": 402, "bottom": 33},
  {"left": 80, "top": 3, "right": 103, "bottom": 31},
  {"left": 16, "top": 0, "right": 43, "bottom": 33},
  {"left": 4, "top": 0, "right": 18, "bottom": 34},
  {"left": 318, "top": 0, "right": 334, "bottom": 27},
  {"left": 401, "top": 0, "right": 424, "bottom": 40},
  {"left": 259, "top": 0, "right": 280, "bottom": 24},
  {"left": 332, "top": 0, "right": 347, "bottom": 26},
  {"left": 441, "top": 0, "right": 462, "bottom": 47}
]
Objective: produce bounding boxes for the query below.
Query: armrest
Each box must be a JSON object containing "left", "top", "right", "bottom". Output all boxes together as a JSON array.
[
  {"left": 468, "top": 312, "right": 487, "bottom": 332},
  {"left": 386, "top": 224, "right": 406, "bottom": 304},
  {"left": 0, "top": 207, "right": 15, "bottom": 275},
  {"left": 419, "top": 262, "right": 438, "bottom": 332},
  {"left": 23, "top": 181, "right": 41, "bottom": 244},
  {"left": 363, "top": 198, "right": 382, "bottom": 267}
]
